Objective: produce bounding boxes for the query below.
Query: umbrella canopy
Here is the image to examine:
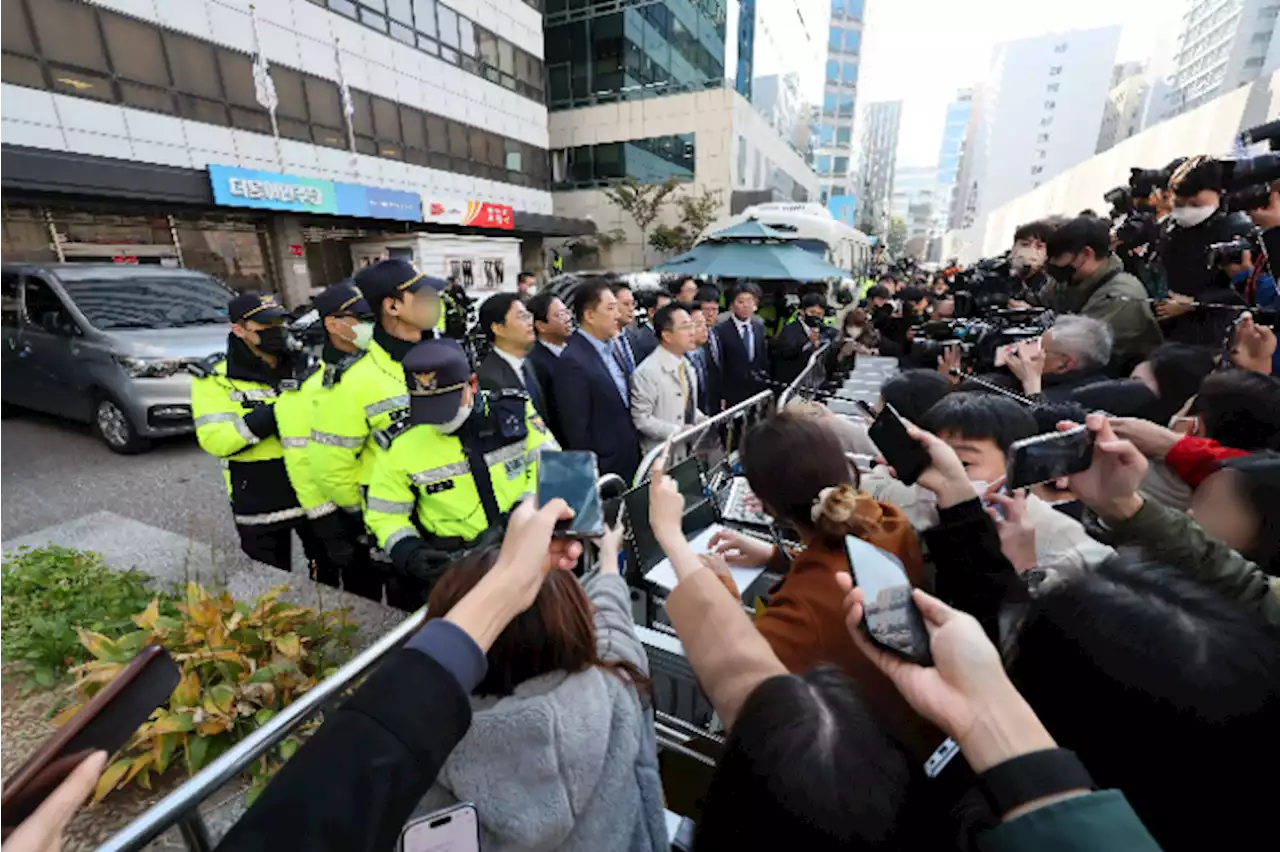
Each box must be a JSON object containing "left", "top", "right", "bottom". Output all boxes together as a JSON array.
[
  {"left": 703, "top": 219, "right": 795, "bottom": 242},
  {"left": 650, "top": 240, "right": 848, "bottom": 281}
]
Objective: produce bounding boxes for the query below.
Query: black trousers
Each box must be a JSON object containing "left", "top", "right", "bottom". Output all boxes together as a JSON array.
[{"left": 235, "top": 521, "right": 342, "bottom": 587}]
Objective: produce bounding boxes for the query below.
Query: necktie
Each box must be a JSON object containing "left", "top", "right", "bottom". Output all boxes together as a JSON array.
[
  {"left": 613, "top": 336, "right": 635, "bottom": 376},
  {"left": 522, "top": 361, "right": 540, "bottom": 412},
  {"left": 680, "top": 360, "right": 696, "bottom": 425},
  {"left": 741, "top": 321, "right": 754, "bottom": 362},
  {"left": 709, "top": 329, "right": 721, "bottom": 366}
]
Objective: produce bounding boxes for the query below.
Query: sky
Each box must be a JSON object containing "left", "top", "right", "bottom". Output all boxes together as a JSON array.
[{"left": 855, "top": 0, "right": 1184, "bottom": 167}]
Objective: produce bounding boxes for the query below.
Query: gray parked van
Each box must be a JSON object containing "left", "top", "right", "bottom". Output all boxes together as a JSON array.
[{"left": 2, "top": 264, "right": 233, "bottom": 453}]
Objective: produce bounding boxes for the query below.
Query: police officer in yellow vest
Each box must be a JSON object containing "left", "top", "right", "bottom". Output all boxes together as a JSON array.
[
  {"left": 190, "top": 292, "right": 347, "bottom": 576},
  {"left": 365, "top": 337, "right": 557, "bottom": 610},
  {"left": 309, "top": 259, "right": 445, "bottom": 532}
]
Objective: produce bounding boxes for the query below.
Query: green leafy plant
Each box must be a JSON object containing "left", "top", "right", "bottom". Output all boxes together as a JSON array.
[
  {"left": 1, "top": 546, "right": 175, "bottom": 692},
  {"left": 56, "top": 583, "right": 356, "bottom": 804},
  {"left": 603, "top": 176, "right": 683, "bottom": 266}
]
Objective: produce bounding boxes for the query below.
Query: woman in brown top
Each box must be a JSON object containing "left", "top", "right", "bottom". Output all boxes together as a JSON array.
[{"left": 710, "top": 410, "right": 938, "bottom": 756}]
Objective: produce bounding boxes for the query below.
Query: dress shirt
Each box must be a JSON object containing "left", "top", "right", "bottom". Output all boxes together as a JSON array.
[
  {"left": 578, "top": 328, "right": 629, "bottom": 404},
  {"left": 539, "top": 339, "right": 566, "bottom": 357},
  {"left": 493, "top": 346, "right": 527, "bottom": 388},
  {"left": 732, "top": 315, "right": 755, "bottom": 361}
]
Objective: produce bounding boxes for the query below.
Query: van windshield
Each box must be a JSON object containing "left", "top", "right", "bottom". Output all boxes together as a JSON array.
[{"left": 58, "top": 276, "right": 232, "bottom": 330}]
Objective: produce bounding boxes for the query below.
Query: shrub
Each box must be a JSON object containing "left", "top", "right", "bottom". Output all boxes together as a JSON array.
[
  {"left": 56, "top": 583, "right": 356, "bottom": 804},
  {"left": 1, "top": 545, "right": 175, "bottom": 691}
]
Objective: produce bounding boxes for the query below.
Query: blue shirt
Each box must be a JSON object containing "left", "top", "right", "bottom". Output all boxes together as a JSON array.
[{"left": 578, "top": 328, "right": 629, "bottom": 405}]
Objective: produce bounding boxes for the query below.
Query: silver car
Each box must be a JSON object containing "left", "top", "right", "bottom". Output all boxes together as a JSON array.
[{"left": 2, "top": 264, "right": 233, "bottom": 453}]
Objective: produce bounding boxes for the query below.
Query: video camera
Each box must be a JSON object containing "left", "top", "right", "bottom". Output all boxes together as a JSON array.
[
  {"left": 1221, "top": 120, "right": 1280, "bottom": 211},
  {"left": 909, "top": 308, "right": 1051, "bottom": 373},
  {"left": 1206, "top": 236, "right": 1254, "bottom": 268},
  {"left": 950, "top": 255, "right": 1022, "bottom": 314}
]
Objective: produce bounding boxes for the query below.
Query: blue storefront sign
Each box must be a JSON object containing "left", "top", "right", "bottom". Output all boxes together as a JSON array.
[{"left": 208, "top": 165, "right": 421, "bottom": 222}]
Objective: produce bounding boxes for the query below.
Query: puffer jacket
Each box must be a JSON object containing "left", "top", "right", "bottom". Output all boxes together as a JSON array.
[{"left": 1030, "top": 254, "right": 1163, "bottom": 361}]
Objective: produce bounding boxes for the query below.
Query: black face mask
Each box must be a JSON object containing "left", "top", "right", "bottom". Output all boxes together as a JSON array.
[
  {"left": 255, "top": 326, "right": 294, "bottom": 355},
  {"left": 1044, "top": 261, "right": 1077, "bottom": 283}
]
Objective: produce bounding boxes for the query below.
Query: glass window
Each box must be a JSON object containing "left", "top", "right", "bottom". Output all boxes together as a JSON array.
[
  {"left": 816, "top": 154, "right": 832, "bottom": 174},
  {"left": 504, "top": 139, "right": 523, "bottom": 171},
  {"left": 102, "top": 13, "right": 169, "bottom": 86},
  {"left": 594, "top": 142, "right": 623, "bottom": 180},
  {"left": 414, "top": 0, "right": 437, "bottom": 36},
  {"left": 306, "top": 76, "right": 342, "bottom": 128},
  {"left": 178, "top": 93, "right": 229, "bottom": 126},
  {"left": 828, "top": 27, "right": 842, "bottom": 51},
  {"left": 121, "top": 82, "right": 174, "bottom": 114},
  {"left": 458, "top": 17, "right": 475, "bottom": 57},
  {"left": 836, "top": 126, "right": 852, "bottom": 145},
  {"left": 390, "top": 21, "right": 414, "bottom": 44},
  {"left": 447, "top": 119, "right": 468, "bottom": 158},
  {"left": 312, "top": 125, "right": 347, "bottom": 148},
  {"left": 49, "top": 65, "right": 114, "bottom": 101},
  {"left": 826, "top": 59, "right": 839, "bottom": 81},
  {"left": 823, "top": 92, "right": 837, "bottom": 114},
  {"left": 425, "top": 114, "right": 448, "bottom": 152},
  {"left": 844, "top": 29, "right": 860, "bottom": 53},
  {"left": 271, "top": 66, "right": 308, "bottom": 120},
  {"left": 359, "top": 7, "right": 388, "bottom": 32},
  {"left": 1, "top": 272, "right": 21, "bottom": 327},
  {"left": 219, "top": 51, "right": 259, "bottom": 108},
  {"left": 371, "top": 95, "right": 400, "bottom": 140},
  {"left": 834, "top": 156, "right": 848, "bottom": 175},
  {"left": 349, "top": 89, "right": 373, "bottom": 135},
  {"left": 478, "top": 27, "right": 499, "bottom": 67},
  {"left": 23, "top": 277, "right": 74, "bottom": 331},
  {"left": 498, "top": 39, "right": 515, "bottom": 75},
  {"left": 230, "top": 106, "right": 272, "bottom": 133},
  {"left": 2, "top": 54, "right": 44, "bottom": 89},
  {"left": 838, "top": 93, "right": 855, "bottom": 117},
  {"left": 165, "top": 32, "right": 222, "bottom": 98},
  {"left": 329, "top": 0, "right": 358, "bottom": 17},
  {"left": 842, "top": 61, "right": 857, "bottom": 83},
  {"left": 437, "top": 4, "right": 459, "bottom": 48},
  {"left": 387, "top": 0, "right": 412, "bottom": 23},
  {"left": 2, "top": 0, "right": 36, "bottom": 55},
  {"left": 30, "top": 0, "right": 108, "bottom": 72},
  {"left": 400, "top": 105, "right": 425, "bottom": 148},
  {"left": 814, "top": 123, "right": 833, "bottom": 145}
]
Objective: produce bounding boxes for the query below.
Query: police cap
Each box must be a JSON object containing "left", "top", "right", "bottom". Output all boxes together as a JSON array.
[
  {"left": 355, "top": 259, "right": 446, "bottom": 309},
  {"left": 313, "top": 280, "right": 371, "bottom": 318},
  {"left": 229, "top": 291, "right": 288, "bottom": 324},
  {"left": 403, "top": 338, "right": 472, "bottom": 425}
]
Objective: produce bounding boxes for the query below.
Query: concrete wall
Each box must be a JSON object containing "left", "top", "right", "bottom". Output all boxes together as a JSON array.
[{"left": 975, "top": 70, "right": 1280, "bottom": 260}]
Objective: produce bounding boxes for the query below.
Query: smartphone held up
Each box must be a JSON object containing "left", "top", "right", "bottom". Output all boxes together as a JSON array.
[
  {"left": 1006, "top": 424, "right": 1095, "bottom": 490},
  {"left": 536, "top": 450, "right": 605, "bottom": 538},
  {"left": 845, "top": 536, "right": 933, "bottom": 666}
]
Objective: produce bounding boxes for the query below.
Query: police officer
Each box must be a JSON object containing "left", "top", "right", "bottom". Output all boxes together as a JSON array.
[
  {"left": 365, "top": 338, "right": 557, "bottom": 610},
  {"left": 309, "top": 259, "right": 446, "bottom": 532},
  {"left": 190, "top": 292, "right": 344, "bottom": 574},
  {"left": 272, "top": 280, "right": 381, "bottom": 598}
]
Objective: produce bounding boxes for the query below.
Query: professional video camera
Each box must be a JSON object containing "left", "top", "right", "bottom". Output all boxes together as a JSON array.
[
  {"left": 909, "top": 307, "right": 1051, "bottom": 372},
  {"left": 1221, "top": 120, "right": 1280, "bottom": 211},
  {"left": 949, "top": 256, "right": 1023, "bottom": 315},
  {"left": 1207, "top": 237, "right": 1254, "bottom": 268}
]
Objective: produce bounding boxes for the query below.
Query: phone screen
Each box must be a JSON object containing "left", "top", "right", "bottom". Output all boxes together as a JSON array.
[
  {"left": 1007, "top": 426, "right": 1095, "bottom": 490},
  {"left": 537, "top": 451, "right": 604, "bottom": 537},
  {"left": 845, "top": 536, "right": 932, "bottom": 666},
  {"left": 399, "top": 804, "right": 480, "bottom": 852},
  {"left": 867, "top": 403, "right": 931, "bottom": 486}
]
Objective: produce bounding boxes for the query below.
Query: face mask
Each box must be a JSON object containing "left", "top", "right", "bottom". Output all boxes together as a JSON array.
[
  {"left": 1044, "top": 261, "right": 1077, "bottom": 283},
  {"left": 255, "top": 326, "right": 293, "bottom": 355},
  {"left": 1010, "top": 244, "right": 1046, "bottom": 274},
  {"left": 1169, "top": 205, "right": 1215, "bottom": 228},
  {"left": 432, "top": 402, "right": 473, "bottom": 436},
  {"left": 345, "top": 320, "right": 374, "bottom": 350}
]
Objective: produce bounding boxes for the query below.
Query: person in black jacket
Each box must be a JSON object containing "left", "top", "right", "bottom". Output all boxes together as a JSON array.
[
  {"left": 1156, "top": 156, "right": 1254, "bottom": 345},
  {"left": 772, "top": 293, "right": 832, "bottom": 385},
  {"left": 216, "top": 497, "right": 582, "bottom": 852}
]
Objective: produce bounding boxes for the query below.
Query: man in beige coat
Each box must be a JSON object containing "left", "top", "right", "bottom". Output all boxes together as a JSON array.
[{"left": 630, "top": 303, "right": 704, "bottom": 454}]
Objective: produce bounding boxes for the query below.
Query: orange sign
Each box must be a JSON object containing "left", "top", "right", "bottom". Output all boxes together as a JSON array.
[{"left": 422, "top": 199, "right": 515, "bottom": 230}]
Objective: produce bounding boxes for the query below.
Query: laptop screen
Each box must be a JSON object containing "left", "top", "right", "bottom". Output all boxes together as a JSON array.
[{"left": 624, "top": 457, "right": 716, "bottom": 574}]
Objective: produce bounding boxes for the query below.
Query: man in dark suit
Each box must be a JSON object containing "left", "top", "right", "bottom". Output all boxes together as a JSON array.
[
  {"left": 525, "top": 290, "right": 572, "bottom": 442},
  {"left": 552, "top": 278, "right": 642, "bottom": 481},
  {"left": 475, "top": 292, "right": 547, "bottom": 422},
  {"left": 694, "top": 286, "right": 724, "bottom": 411},
  {"left": 610, "top": 281, "right": 656, "bottom": 367},
  {"left": 714, "top": 282, "right": 769, "bottom": 407}
]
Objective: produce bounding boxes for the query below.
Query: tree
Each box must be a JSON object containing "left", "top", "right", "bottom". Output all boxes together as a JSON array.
[
  {"left": 648, "top": 224, "right": 690, "bottom": 256},
  {"left": 647, "top": 188, "right": 723, "bottom": 257},
  {"left": 887, "top": 216, "right": 908, "bottom": 258},
  {"left": 602, "top": 176, "right": 682, "bottom": 267}
]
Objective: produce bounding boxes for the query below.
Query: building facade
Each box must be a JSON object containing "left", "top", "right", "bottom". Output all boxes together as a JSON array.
[
  {"left": 543, "top": 0, "right": 825, "bottom": 271},
  {"left": 1, "top": 0, "right": 589, "bottom": 302},
  {"left": 1096, "top": 65, "right": 1150, "bottom": 154},
  {"left": 854, "top": 99, "right": 901, "bottom": 239},
  {"left": 1164, "top": 0, "right": 1280, "bottom": 119},
  {"left": 815, "top": 0, "right": 864, "bottom": 225},
  {"left": 963, "top": 27, "right": 1120, "bottom": 253},
  {"left": 935, "top": 88, "right": 973, "bottom": 233},
  {"left": 890, "top": 165, "right": 938, "bottom": 254}
]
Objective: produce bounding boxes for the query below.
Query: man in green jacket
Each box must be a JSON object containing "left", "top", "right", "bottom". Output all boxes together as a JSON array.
[{"left": 1024, "top": 215, "right": 1162, "bottom": 369}]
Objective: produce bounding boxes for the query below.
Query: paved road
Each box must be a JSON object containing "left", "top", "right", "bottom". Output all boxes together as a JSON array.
[{"left": 1, "top": 410, "right": 238, "bottom": 550}]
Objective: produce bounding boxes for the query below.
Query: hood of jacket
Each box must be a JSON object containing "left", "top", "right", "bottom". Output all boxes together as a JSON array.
[{"left": 416, "top": 666, "right": 666, "bottom": 852}]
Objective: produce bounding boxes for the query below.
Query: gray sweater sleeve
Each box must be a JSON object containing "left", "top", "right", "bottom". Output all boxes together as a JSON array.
[{"left": 583, "top": 571, "right": 649, "bottom": 676}]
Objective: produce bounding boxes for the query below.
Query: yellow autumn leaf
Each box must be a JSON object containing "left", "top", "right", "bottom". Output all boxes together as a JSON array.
[
  {"left": 122, "top": 752, "right": 153, "bottom": 786},
  {"left": 196, "top": 718, "right": 232, "bottom": 736},
  {"left": 132, "top": 598, "right": 161, "bottom": 631},
  {"left": 171, "top": 671, "right": 201, "bottom": 708},
  {"left": 205, "top": 683, "right": 236, "bottom": 715},
  {"left": 273, "top": 633, "right": 302, "bottom": 660},
  {"left": 150, "top": 712, "right": 195, "bottom": 735},
  {"left": 74, "top": 662, "right": 125, "bottom": 689},
  {"left": 50, "top": 703, "right": 84, "bottom": 727},
  {"left": 77, "top": 629, "right": 121, "bottom": 662},
  {"left": 92, "top": 758, "right": 132, "bottom": 804}
]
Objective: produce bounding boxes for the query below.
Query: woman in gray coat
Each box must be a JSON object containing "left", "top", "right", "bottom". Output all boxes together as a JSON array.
[{"left": 411, "top": 528, "right": 667, "bottom": 852}]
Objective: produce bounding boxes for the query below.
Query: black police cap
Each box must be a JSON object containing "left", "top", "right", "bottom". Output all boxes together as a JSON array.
[
  {"left": 313, "top": 280, "right": 371, "bottom": 318},
  {"left": 355, "top": 259, "right": 446, "bottom": 308},
  {"left": 402, "top": 338, "right": 472, "bottom": 425},
  {"left": 229, "top": 291, "right": 288, "bottom": 324}
]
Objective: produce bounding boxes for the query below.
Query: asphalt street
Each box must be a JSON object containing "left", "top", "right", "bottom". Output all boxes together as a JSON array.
[{"left": 1, "top": 409, "right": 238, "bottom": 550}]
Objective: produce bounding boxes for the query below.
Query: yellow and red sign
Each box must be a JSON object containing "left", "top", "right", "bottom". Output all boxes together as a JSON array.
[{"left": 421, "top": 198, "right": 515, "bottom": 230}]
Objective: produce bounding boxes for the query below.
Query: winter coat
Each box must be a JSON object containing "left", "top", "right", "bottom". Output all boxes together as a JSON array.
[{"left": 1029, "top": 254, "right": 1163, "bottom": 361}]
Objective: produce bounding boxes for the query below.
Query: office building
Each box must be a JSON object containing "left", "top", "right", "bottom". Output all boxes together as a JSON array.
[
  {"left": 964, "top": 27, "right": 1120, "bottom": 248},
  {"left": 815, "top": 0, "right": 864, "bottom": 225},
  {"left": 0, "top": 0, "right": 588, "bottom": 301},
  {"left": 854, "top": 99, "right": 901, "bottom": 239},
  {"left": 1096, "top": 64, "right": 1150, "bottom": 153},
  {"left": 543, "top": 0, "right": 825, "bottom": 270},
  {"left": 1164, "top": 0, "right": 1280, "bottom": 118},
  {"left": 935, "top": 88, "right": 973, "bottom": 231},
  {"left": 890, "top": 165, "right": 938, "bottom": 250}
]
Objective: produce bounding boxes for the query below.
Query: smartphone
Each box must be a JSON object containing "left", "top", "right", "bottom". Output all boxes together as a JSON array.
[
  {"left": 1, "top": 646, "right": 180, "bottom": 832},
  {"left": 845, "top": 535, "right": 933, "bottom": 666},
  {"left": 867, "top": 403, "right": 931, "bottom": 486},
  {"left": 398, "top": 803, "right": 480, "bottom": 852},
  {"left": 854, "top": 399, "right": 878, "bottom": 420},
  {"left": 1006, "top": 425, "right": 1095, "bottom": 490},
  {"left": 537, "top": 450, "right": 604, "bottom": 538}
]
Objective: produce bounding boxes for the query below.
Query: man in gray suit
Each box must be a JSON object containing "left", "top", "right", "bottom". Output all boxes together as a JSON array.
[{"left": 630, "top": 302, "right": 704, "bottom": 453}]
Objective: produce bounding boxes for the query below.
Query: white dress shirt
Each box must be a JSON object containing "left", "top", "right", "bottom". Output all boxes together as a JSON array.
[
  {"left": 629, "top": 345, "right": 703, "bottom": 453},
  {"left": 539, "top": 339, "right": 566, "bottom": 357},
  {"left": 732, "top": 315, "right": 755, "bottom": 360}
]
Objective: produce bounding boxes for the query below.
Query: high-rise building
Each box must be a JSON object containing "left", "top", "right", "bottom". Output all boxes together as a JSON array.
[
  {"left": 0, "top": 0, "right": 572, "bottom": 301},
  {"left": 1164, "top": 0, "right": 1280, "bottom": 119},
  {"left": 935, "top": 89, "right": 974, "bottom": 232},
  {"left": 1096, "top": 64, "right": 1150, "bottom": 153},
  {"left": 543, "top": 1, "right": 826, "bottom": 270},
  {"left": 854, "top": 100, "right": 901, "bottom": 238},
  {"left": 815, "top": 0, "right": 865, "bottom": 225},
  {"left": 964, "top": 27, "right": 1120, "bottom": 247},
  {"left": 949, "top": 83, "right": 985, "bottom": 235},
  {"left": 890, "top": 165, "right": 938, "bottom": 249}
]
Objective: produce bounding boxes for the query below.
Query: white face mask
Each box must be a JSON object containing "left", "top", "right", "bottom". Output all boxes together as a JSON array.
[
  {"left": 432, "top": 402, "right": 473, "bottom": 436},
  {"left": 1169, "top": 205, "right": 1215, "bottom": 228},
  {"left": 347, "top": 321, "right": 374, "bottom": 350}
]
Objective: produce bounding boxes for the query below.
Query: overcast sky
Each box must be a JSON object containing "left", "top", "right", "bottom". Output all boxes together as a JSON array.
[{"left": 856, "top": 0, "right": 1185, "bottom": 167}]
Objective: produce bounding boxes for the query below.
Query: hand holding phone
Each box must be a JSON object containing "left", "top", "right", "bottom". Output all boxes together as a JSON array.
[
  {"left": 867, "top": 403, "right": 931, "bottom": 486},
  {"left": 399, "top": 803, "right": 480, "bottom": 852},
  {"left": 844, "top": 536, "right": 932, "bottom": 665},
  {"left": 1006, "top": 425, "right": 1095, "bottom": 490},
  {"left": 537, "top": 451, "right": 605, "bottom": 538}
]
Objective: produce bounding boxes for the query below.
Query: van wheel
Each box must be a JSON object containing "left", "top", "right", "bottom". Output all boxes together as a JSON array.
[{"left": 94, "top": 395, "right": 150, "bottom": 454}]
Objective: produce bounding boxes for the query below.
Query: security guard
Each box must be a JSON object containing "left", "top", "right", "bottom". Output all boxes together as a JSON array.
[
  {"left": 365, "top": 338, "right": 557, "bottom": 610},
  {"left": 309, "top": 259, "right": 446, "bottom": 527},
  {"left": 190, "top": 292, "right": 344, "bottom": 573},
  {"left": 271, "top": 281, "right": 379, "bottom": 597}
]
